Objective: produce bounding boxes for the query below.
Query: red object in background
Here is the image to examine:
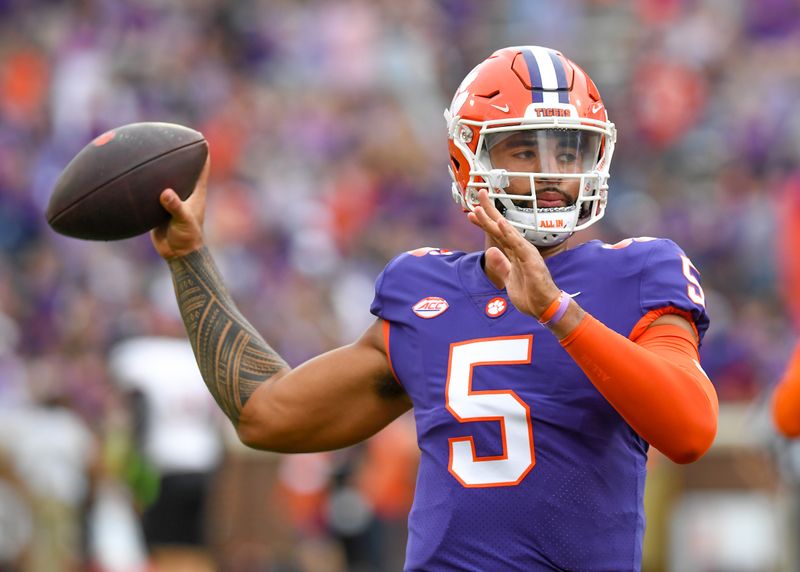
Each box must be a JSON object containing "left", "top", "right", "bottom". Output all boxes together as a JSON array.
[
  {"left": 630, "top": 58, "right": 708, "bottom": 148},
  {"left": 199, "top": 111, "right": 247, "bottom": 181},
  {"left": 356, "top": 416, "right": 417, "bottom": 520},
  {"left": 777, "top": 174, "right": 800, "bottom": 328},
  {"left": 325, "top": 164, "right": 378, "bottom": 250},
  {"left": 0, "top": 49, "right": 49, "bottom": 117},
  {"left": 634, "top": 0, "right": 685, "bottom": 26}
]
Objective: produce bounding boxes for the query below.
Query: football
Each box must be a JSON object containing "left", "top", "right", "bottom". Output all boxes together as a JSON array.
[{"left": 46, "top": 122, "right": 208, "bottom": 241}]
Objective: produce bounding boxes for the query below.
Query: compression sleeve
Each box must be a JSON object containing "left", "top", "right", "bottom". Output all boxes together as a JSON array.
[
  {"left": 772, "top": 344, "right": 800, "bottom": 438},
  {"left": 560, "top": 312, "right": 718, "bottom": 464}
]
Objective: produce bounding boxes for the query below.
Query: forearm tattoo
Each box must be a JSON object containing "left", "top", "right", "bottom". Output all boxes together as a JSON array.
[{"left": 168, "top": 247, "right": 289, "bottom": 425}]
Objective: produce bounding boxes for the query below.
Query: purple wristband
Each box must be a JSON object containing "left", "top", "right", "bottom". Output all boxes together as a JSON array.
[{"left": 540, "top": 291, "right": 570, "bottom": 328}]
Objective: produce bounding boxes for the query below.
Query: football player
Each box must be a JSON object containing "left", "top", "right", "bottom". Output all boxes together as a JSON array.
[{"left": 152, "top": 46, "right": 718, "bottom": 571}]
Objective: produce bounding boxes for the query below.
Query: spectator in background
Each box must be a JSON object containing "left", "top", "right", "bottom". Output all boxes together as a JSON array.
[
  {"left": 0, "top": 380, "right": 97, "bottom": 572},
  {"left": 109, "top": 336, "right": 224, "bottom": 572}
]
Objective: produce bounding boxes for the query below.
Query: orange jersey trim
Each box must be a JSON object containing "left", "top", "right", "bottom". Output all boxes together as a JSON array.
[
  {"left": 772, "top": 343, "right": 800, "bottom": 437},
  {"left": 561, "top": 313, "right": 718, "bottom": 464},
  {"left": 382, "top": 319, "right": 403, "bottom": 387}
]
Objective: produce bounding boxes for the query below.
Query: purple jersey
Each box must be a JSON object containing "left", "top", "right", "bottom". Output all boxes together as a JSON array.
[{"left": 370, "top": 238, "right": 709, "bottom": 572}]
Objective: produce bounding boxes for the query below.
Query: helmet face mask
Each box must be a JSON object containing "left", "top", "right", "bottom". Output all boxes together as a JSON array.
[{"left": 446, "top": 46, "right": 617, "bottom": 247}]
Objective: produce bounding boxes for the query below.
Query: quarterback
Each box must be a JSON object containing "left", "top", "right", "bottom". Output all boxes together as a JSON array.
[{"left": 152, "top": 46, "right": 718, "bottom": 571}]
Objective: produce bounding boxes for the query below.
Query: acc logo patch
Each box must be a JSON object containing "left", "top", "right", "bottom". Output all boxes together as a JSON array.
[
  {"left": 412, "top": 297, "right": 449, "bottom": 319},
  {"left": 485, "top": 297, "right": 508, "bottom": 318}
]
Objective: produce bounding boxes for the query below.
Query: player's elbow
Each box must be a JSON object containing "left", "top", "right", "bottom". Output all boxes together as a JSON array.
[
  {"left": 235, "top": 412, "right": 294, "bottom": 452},
  {"left": 665, "top": 443, "right": 710, "bottom": 465},
  {"left": 234, "top": 397, "right": 286, "bottom": 451},
  {"left": 232, "top": 374, "right": 306, "bottom": 452},
  {"left": 662, "top": 415, "right": 717, "bottom": 464},
  {"left": 236, "top": 420, "right": 273, "bottom": 451},
  {"left": 236, "top": 420, "right": 299, "bottom": 452},
  {"left": 235, "top": 403, "right": 314, "bottom": 453}
]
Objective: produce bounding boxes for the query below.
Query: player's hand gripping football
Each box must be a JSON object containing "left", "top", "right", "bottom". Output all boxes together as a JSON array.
[
  {"left": 468, "top": 189, "right": 564, "bottom": 319},
  {"left": 151, "top": 157, "right": 210, "bottom": 259}
]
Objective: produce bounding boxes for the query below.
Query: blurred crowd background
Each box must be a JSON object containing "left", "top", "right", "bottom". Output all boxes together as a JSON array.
[{"left": 1, "top": 0, "right": 799, "bottom": 570}]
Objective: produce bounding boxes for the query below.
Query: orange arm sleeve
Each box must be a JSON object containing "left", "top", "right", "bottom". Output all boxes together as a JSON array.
[
  {"left": 560, "top": 313, "right": 719, "bottom": 464},
  {"left": 772, "top": 343, "right": 800, "bottom": 437}
]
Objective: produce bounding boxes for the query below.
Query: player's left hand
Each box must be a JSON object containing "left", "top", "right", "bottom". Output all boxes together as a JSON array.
[{"left": 468, "top": 189, "right": 562, "bottom": 318}]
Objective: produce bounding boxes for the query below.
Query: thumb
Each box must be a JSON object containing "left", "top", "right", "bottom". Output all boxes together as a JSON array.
[
  {"left": 485, "top": 246, "right": 512, "bottom": 286},
  {"left": 159, "top": 189, "right": 189, "bottom": 220}
]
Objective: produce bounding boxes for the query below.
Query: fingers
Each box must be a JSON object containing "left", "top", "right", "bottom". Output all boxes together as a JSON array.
[
  {"left": 151, "top": 155, "right": 210, "bottom": 260},
  {"left": 467, "top": 202, "right": 499, "bottom": 236},
  {"left": 468, "top": 190, "right": 506, "bottom": 239},
  {"left": 484, "top": 246, "right": 511, "bottom": 287},
  {"left": 469, "top": 190, "right": 533, "bottom": 263},
  {"left": 185, "top": 155, "right": 210, "bottom": 224},
  {"left": 477, "top": 187, "right": 504, "bottom": 221},
  {"left": 193, "top": 156, "right": 210, "bottom": 201},
  {"left": 198, "top": 155, "right": 210, "bottom": 183},
  {"left": 159, "top": 188, "right": 189, "bottom": 219}
]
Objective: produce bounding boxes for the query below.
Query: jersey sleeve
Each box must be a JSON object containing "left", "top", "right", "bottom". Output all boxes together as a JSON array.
[
  {"left": 370, "top": 253, "right": 408, "bottom": 322},
  {"left": 640, "top": 239, "right": 710, "bottom": 343}
]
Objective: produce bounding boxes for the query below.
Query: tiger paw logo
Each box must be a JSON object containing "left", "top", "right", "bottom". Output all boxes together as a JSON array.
[
  {"left": 485, "top": 297, "right": 507, "bottom": 318},
  {"left": 412, "top": 297, "right": 449, "bottom": 319}
]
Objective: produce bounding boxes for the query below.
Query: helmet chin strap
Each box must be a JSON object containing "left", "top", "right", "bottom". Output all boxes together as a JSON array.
[
  {"left": 502, "top": 204, "right": 578, "bottom": 247},
  {"left": 522, "top": 228, "right": 573, "bottom": 247}
]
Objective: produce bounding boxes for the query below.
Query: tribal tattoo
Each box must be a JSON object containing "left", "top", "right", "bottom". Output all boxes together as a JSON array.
[{"left": 168, "top": 247, "right": 289, "bottom": 425}]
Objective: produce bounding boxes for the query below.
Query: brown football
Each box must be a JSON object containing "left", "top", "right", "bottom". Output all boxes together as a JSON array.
[{"left": 46, "top": 122, "right": 208, "bottom": 241}]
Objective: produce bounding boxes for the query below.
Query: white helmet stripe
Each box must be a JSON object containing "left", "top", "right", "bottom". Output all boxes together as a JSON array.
[{"left": 529, "top": 47, "right": 560, "bottom": 104}]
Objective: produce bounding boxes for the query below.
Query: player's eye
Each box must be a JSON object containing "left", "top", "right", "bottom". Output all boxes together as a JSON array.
[{"left": 512, "top": 148, "right": 537, "bottom": 160}]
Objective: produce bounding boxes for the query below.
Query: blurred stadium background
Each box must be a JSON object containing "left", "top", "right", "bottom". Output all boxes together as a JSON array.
[{"left": 0, "top": 0, "right": 799, "bottom": 570}]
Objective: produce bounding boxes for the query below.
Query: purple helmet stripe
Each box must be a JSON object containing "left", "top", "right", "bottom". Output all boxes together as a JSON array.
[
  {"left": 522, "top": 49, "right": 544, "bottom": 103},
  {"left": 547, "top": 51, "right": 570, "bottom": 103}
]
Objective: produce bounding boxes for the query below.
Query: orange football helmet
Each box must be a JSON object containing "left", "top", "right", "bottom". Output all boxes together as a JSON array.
[{"left": 445, "top": 46, "right": 616, "bottom": 246}]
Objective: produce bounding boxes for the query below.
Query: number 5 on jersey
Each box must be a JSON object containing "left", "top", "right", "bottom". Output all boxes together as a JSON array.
[
  {"left": 681, "top": 255, "right": 706, "bottom": 307},
  {"left": 446, "top": 336, "right": 535, "bottom": 487}
]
